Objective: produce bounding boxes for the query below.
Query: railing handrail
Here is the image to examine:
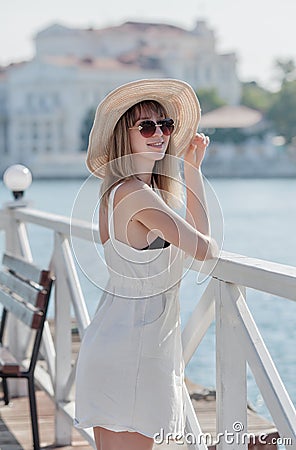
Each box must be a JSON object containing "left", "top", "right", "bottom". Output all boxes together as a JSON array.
[{"left": 1, "top": 206, "right": 296, "bottom": 302}]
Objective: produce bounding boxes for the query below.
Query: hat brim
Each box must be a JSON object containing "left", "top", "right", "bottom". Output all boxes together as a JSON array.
[{"left": 86, "top": 78, "right": 201, "bottom": 178}]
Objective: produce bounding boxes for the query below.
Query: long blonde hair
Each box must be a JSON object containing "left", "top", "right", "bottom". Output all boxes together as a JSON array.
[{"left": 100, "top": 100, "right": 184, "bottom": 209}]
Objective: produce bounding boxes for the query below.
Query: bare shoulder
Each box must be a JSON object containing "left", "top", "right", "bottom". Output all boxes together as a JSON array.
[
  {"left": 113, "top": 178, "right": 140, "bottom": 200},
  {"left": 114, "top": 178, "right": 160, "bottom": 208}
]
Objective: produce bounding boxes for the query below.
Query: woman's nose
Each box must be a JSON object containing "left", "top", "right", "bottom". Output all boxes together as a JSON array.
[{"left": 154, "top": 124, "right": 163, "bottom": 136}]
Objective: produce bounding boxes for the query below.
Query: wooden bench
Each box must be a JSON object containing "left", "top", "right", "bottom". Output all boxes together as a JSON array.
[{"left": 0, "top": 252, "right": 54, "bottom": 450}]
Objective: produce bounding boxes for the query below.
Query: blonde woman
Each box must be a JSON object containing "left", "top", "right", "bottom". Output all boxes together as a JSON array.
[{"left": 74, "top": 79, "right": 218, "bottom": 450}]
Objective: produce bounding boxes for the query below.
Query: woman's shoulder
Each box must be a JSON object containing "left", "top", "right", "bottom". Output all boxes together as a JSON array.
[{"left": 114, "top": 178, "right": 155, "bottom": 207}]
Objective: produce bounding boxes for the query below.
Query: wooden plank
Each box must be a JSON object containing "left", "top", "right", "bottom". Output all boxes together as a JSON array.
[
  {"left": 215, "top": 281, "right": 247, "bottom": 449},
  {"left": 0, "top": 289, "right": 43, "bottom": 329},
  {"left": 13, "top": 207, "right": 100, "bottom": 242},
  {"left": 0, "top": 345, "right": 20, "bottom": 375},
  {"left": 186, "top": 251, "right": 296, "bottom": 302},
  {"left": 60, "top": 235, "right": 90, "bottom": 339},
  {"left": 15, "top": 222, "right": 33, "bottom": 264},
  {"left": 53, "top": 233, "right": 73, "bottom": 445},
  {"left": 182, "top": 279, "right": 215, "bottom": 365},
  {"left": 228, "top": 282, "right": 296, "bottom": 444},
  {"left": 0, "top": 271, "right": 46, "bottom": 308},
  {"left": 183, "top": 387, "right": 209, "bottom": 449},
  {"left": 0, "top": 390, "right": 92, "bottom": 450},
  {"left": 187, "top": 380, "right": 279, "bottom": 449},
  {"left": 2, "top": 253, "right": 42, "bottom": 285},
  {"left": 0, "top": 209, "right": 8, "bottom": 230}
]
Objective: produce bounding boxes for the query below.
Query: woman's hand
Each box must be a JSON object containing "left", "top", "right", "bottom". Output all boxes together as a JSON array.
[{"left": 183, "top": 133, "right": 210, "bottom": 170}]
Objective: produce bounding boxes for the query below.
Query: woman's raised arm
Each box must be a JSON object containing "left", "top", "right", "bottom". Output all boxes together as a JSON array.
[
  {"left": 115, "top": 180, "right": 218, "bottom": 261},
  {"left": 183, "top": 132, "right": 211, "bottom": 236}
]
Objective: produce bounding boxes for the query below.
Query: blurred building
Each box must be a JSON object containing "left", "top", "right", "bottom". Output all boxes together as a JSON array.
[
  {"left": 199, "top": 105, "right": 296, "bottom": 177},
  {"left": 0, "top": 20, "right": 240, "bottom": 176}
]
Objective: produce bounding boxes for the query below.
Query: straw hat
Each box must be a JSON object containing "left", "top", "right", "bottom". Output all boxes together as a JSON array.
[{"left": 86, "top": 78, "right": 201, "bottom": 178}]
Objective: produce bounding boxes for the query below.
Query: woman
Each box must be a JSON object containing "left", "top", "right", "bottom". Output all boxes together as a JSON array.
[{"left": 74, "top": 79, "right": 218, "bottom": 450}]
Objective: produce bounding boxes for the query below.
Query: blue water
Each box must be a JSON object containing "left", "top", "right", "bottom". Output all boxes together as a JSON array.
[{"left": 0, "top": 177, "right": 295, "bottom": 426}]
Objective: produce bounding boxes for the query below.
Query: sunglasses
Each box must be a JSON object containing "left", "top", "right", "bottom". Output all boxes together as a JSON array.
[{"left": 129, "top": 118, "right": 175, "bottom": 138}]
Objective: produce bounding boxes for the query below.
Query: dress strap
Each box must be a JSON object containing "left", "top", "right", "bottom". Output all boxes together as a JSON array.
[{"left": 108, "top": 181, "right": 125, "bottom": 240}]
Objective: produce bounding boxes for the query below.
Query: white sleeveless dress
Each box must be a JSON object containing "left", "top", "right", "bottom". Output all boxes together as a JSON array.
[{"left": 74, "top": 181, "right": 186, "bottom": 439}]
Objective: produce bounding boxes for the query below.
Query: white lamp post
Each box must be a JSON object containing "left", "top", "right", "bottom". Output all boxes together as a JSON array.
[{"left": 3, "top": 164, "right": 32, "bottom": 200}]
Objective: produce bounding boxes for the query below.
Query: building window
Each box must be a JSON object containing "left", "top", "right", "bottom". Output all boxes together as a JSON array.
[
  {"left": 45, "top": 121, "right": 52, "bottom": 139},
  {"left": 26, "top": 93, "right": 34, "bottom": 109},
  {"left": 31, "top": 121, "right": 38, "bottom": 139}
]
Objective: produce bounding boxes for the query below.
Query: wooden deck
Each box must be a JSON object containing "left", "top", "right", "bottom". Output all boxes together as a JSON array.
[
  {"left": 0, "top": 381, "right": 279, "bottom": 450},
  {"left": 0, "top": 389, "right": 90, "bottom": 450}
]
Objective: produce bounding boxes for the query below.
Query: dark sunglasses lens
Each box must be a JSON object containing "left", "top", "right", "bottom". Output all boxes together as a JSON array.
[
  {"left": 161, "top": 119, "right": 174, "bottom": 136},
  {"left": 138, "top": 119, "right": 175, "bottom": 137},
  {"left": 139, "top": 121, "right": 156, "bottom": 138}
]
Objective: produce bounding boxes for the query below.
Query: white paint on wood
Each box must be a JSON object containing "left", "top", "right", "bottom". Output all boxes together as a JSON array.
[
  {"left": 13, "top": 207, "right": 99, "bottom": 242},
  {"left": 60, "top": 235, "right": 90, "bottom": 336},
  {"left": 0, "top": 209, "right": 7, "bottom": 230},
  {"left": 4, "top": 212, "right": 32, "bottom": 397},
  {"left": 52, "top": 232, "right": 73, "bottom": 446},
  {"left": 0, "top": 271, "right": 42, "bottom": 306},
  {"left": 63, "top": 360, "right": 77, "bottom": 402},
  {"left": 233, "top": 284, "right": 296, "bottom": 444},
  {"left": 215, "top": 281, "right": 247, "bottom": 450},
  {"left": 22, "top": 358, "right": 54, "bottom": 398},
  {"left": 3, "top": 252, "right": 41, "bottom": 284},
  {"left": 16, "top": 222, "right": 33, "bottom": 263},
  {"left": 40, "top": 320, "right": 56, "bottom": 382},
  {"left": 0, "top": 289, "right": 41, "bottom": 327},
  {"left": 183, "top": 387, "right": 209, "bottom": 449},
  {"left": 186, "top": 251, "right": 296, "bottom": 301},
  {"left": 182, "top": 279, "right": 215, "bottom": 366},
  {"left": 60, "top": 400, "right": 95, "bottom": 448}
]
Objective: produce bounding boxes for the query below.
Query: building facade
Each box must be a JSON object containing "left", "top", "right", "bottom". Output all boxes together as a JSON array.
[{"left": 0, "top": 20, "right": 241, "bottom": 176}]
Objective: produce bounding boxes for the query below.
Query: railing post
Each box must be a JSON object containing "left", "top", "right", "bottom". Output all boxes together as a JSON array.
[
  {"left": 215, "top": 280, "right": 247, "bottom": 449},
  {"left": 233, "top": 284, "right": 296, "bottom": 444},
  {"left": 4, "top": 207, "right": 33, "bottom": 397},
  {"left": 53, "top": 232, "right": 72, "bottom": 446},
  {"left": 182, "top": 279, "right": 215, "bottom": 366}
]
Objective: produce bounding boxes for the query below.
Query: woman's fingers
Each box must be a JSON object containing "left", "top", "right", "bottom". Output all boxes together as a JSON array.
[{"left": 191, "top": 133, "right": 210, "bottom": 149}]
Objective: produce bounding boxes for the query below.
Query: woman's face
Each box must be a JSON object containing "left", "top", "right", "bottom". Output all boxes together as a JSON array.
[{"left": 128, "top": 110, "right": 170, "bottom": 161}]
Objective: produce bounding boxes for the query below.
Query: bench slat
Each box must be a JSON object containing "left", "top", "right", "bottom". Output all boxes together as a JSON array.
[
  {"left": 0, "top": 346, "right": 20, "bottom": 375},
  {"left": 2, "top": 253, "right": 43, "bottom": 285},
  {"left": 0, "top": 290, "right": 43, "bottom": 329},
  {"left": 0, "top": 271, "right": 47, "bottom": 308}
]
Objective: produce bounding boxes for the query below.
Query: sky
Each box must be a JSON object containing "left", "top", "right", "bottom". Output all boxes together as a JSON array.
[{"left": 1, "top": 0, "right": 295, "bottom": 90}]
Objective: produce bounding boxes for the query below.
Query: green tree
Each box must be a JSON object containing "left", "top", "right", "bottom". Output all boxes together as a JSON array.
[
  {"left": 275, "top": 58, "right": 296, "bottom": 85},
  {"left": 241, "top": 81, "right": 274, "bottom": 112},
  {"left": 196, "top": 88, "right": 226, "bottom": 113},
  {"left": 267, "top": 80, "right": 296, "bottom": 143},
  {"left": 80, "top": 107, "right": 96, "bottom": 151}
]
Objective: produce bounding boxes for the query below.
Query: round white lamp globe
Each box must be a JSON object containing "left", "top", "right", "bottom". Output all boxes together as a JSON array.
[{"left": 3, "top": 164, "right": 33, "bottom": 199}]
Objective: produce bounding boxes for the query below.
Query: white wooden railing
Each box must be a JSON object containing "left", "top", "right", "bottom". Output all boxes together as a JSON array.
[{"left": 0, "top": 203, "right": 295, "bottom": 450}]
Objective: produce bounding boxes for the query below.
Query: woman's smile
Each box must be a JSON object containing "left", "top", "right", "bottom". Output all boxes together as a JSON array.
[{"left": 147, "top": 140, "right": 165, "bottom": 149}]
